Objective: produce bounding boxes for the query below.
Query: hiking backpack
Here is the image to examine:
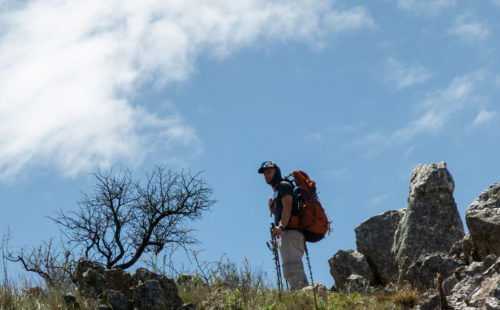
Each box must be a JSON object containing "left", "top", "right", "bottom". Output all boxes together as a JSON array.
[{"left": 285, "top": 170, "right": 331, "bottom": 242}]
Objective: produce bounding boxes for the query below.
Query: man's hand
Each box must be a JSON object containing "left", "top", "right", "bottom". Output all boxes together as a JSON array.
[
  {"left": 268, "top": 198, "right": 275, "bottom": 215},
  {"left": 271, "top": 225, "right": 283, "bottom": 237}
]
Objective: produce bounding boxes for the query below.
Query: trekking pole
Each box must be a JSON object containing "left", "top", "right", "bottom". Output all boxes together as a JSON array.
[
  {"left": 267, "top": 223, "right": 283, "bottom": 298},
  {"left": 304, "top": 242, "right": 318, "bottom": 310}
]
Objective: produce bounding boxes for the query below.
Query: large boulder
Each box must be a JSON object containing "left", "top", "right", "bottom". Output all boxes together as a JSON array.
[
  {"left": 328, "top": 250, "right": 373, "bottom": 289},
  {"left": 465, "top": 182, "right": 500, "bottom": 260},
  {"left": 392, "top": 162, "right": 464, "bottom": 280},
  {"left": 355, "top": 209, "right": 405, "bottom": 284}
]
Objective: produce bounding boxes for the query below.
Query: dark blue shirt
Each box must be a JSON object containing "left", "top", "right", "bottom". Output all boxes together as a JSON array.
[{"left": 273, "top": 180, "right": 300, "bottom": 226}]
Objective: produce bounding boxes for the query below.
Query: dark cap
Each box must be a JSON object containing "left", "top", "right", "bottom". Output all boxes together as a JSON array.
[{"left": 258, "top": 161, "right": 277, "bottom": 173}]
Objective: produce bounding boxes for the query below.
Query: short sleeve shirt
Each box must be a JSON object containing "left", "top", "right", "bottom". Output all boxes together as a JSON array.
[{"left": 273, "top": 180, "right": 300, "bottom": 226}]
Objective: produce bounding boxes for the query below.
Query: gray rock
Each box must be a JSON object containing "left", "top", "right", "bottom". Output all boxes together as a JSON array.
[
  {"left": 392, "top": 162, "right": 464, "bottom": 280},
  {"left": 484, "top": 297, "right": 500, "bottom": 310},
  {"left": 416, "top": 293, "right": 440, "bottom": 310},
  {"left": 328, "top": 249, "right": 373, "bottom": 289},
  {"left": 73, "top": 259, "right": 183, "bottom": 310},
  {"left": 106, "top": 290, "right": 129, "bottom": 310},
  {"left": 355, "top": 209, "right": 405, "bottom": 284},
  {"left": 301, "top": 283, "right": 328, "bottom": 294},
  {"left": 466, "top": 183, "right": 500, "bottom": 260},
  {"left": 346, "top": 274, "right": 372, "bottom": 294},
  {"left": 73, "top": 258, "right": 106, "bottom": 298},
  {"left": 404, "top": 252, "right": 460, "bottom": 291},
  {"left": 447, "top": 257, "right": 500, "bottom": 309}
]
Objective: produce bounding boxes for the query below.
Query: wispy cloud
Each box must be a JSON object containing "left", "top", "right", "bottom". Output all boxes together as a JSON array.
[
  {"left": 385, "top": 58, "right": 431, "bottom": 90},
  {"left": 450, "top": 14, "right": 490, "bottom": 43},
  {"left": 396, "top": 0, "right": 456, "bottom": 15},
  {"left": 473, "top": 109, "right": 497, "bottom": 127},
  {"left": 0, "top": 0, "right": 374, "bottom": 180},
  {"left": 356, "top": 72, "right": 483, "bottom": 153}
]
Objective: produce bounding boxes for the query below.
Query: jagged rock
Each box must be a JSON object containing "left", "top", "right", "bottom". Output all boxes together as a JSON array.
[
  {"left": 346, "top": 274, "right": 372, "bottom": 294},
  {"left": 446, "top": 257, "right": 500, "bottom": 309},
  {"left": 104, "top": 268, "right": 135, "bottom": 299},
  {"left": 415, "top": 292, "right": 440, "bottom": 310},
  {"left": 466, "top": 183, "right": 500, "bottom": 260},
  {"left": 484, "top": 297, "right": 500, "bottom": 310},
  {"left": 73, "top": 258, "right": 183, "bottom": 310},
  {"left": 392, "top": 162, "right": 464, "bottom": 281},
  {"left": 106, "top": 290, "right": 129, "bottom": 310},
  {"left": 329, "top": 250, "right": 373, "bottom": 289},
  {"left": 73, "top": 258, "right": 106, "bottom": 298},
  {"left": 355, "top": 209, "right": 405, "bottom": 284},
  {"left": 133, "top": 268, "right": 183, "bottom": 309},
  {"left": 404, "top": 252, "right": 460, "bottom": 291}
]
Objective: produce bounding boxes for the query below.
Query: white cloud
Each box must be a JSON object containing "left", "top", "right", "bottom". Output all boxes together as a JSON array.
[
  {"left": 385, "top": 58, "right": 431, "bottom": 90},
  {"left": 396, "top": 0, "right": 456, "bottom": 15},
  {"left": 357, "top": 72, "right": 482, "bottom": 152},
  {"left": 0, "top": 0, "right": 374, "bottom": 180},
  {"left": 450, "top": 15, "right": 490, "bottom": 43},
  {"left": 473, "top": 109, "right": 497, "bottom": 127}
]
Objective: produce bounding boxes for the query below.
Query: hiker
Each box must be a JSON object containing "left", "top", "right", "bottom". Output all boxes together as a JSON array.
[{"left": 258, "top": 161, "right": 309, "bottom": 290}]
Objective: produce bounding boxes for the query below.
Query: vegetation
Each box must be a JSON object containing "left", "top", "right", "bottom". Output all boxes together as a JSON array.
[{"left": 0, "top": 252, "right": 421, "bottom": 309}]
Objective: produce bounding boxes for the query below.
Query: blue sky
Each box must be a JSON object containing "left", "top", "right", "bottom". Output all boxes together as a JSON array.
[{"left": 1, "top": 0, "right": 500, "bottom": 288}]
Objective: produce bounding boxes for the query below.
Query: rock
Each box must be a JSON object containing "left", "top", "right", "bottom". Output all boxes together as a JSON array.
[
  {"left": 106, "top": 290, "right": 129, "bottom": 310},
  {"left": 329, "top": 250, "right": 373, "bottom": 289},
  {"left": 103, "top": 268, "right": 135, "bottom": 299},
  {"left": 73, "top": 258, "right": 183, "bottom": 310},
  {"left": 355, "top": 209, "right": 405, "bottom": 284},
  {"left": 392, "top": 162, "right": 464, "bottom": 280},
  {"left": 466, "top": 183, "right": 500, "bottom": 260},
  {"left": 133, "top": 268, "right": 183, "bottom": 309},
  {"left": 404, "top": 253, "right": 460, "bottom": 291},
  {"left": 484, "top": 297, "right": 500, "bottom": 310},
  {"left": 93, "top": 305, "right": 112, "bottom": 310},
  {"left": 73, "top": 258, "right": 106, "bottom": 298},
  {"left": 416, "top": 293, "right": 440, "bottom": 310},
  {"left": 180, "top": 303, "right": 196, "bottom": 310},
  {"left": 346, "top": 274, "right": 372, "bottom": 294},
  {"left": 301, "top": 283, "right": 328, "bottom": 294},
  {"left": 446, "top": 257, "right": 500, "bottom": 309}
]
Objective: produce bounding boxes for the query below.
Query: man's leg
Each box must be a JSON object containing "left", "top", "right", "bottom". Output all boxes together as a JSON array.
[{"left": 278, "top": 230, "right": 309, "bottom": 290}]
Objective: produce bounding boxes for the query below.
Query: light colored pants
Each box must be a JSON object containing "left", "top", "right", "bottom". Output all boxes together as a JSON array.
[{"left": 278, "top": 230, "right": 309, "bottom": 290}]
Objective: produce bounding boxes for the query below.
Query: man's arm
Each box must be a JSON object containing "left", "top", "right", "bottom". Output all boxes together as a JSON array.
[{"left": 271, "top": 194, "right": 292, "bottom": 236}]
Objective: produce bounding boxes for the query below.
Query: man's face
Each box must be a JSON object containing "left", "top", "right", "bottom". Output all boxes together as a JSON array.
[{"left": 263, "top": 168, "right": 275, "bottom": 184}]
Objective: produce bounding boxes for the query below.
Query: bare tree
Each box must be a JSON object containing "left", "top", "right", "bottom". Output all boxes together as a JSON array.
[
  {"left": 51, "top": 166, "right": 215, "bottom": 269},
  {"left": 6, "top": 238, "right": 74, "bottom": 288}
]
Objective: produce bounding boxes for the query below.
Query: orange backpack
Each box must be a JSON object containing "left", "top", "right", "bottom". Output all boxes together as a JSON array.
[{"left": 285, "top": 170, "right": 331, "bottom": 242}]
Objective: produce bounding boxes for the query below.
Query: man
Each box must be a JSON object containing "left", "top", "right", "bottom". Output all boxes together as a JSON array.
[{"left": 258, "top": 161, "right": 308, "bottom": 290}]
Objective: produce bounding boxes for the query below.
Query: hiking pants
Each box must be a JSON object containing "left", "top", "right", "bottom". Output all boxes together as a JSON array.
[{"left": 278, "top": 230, "right": 309, "bottom": 290}]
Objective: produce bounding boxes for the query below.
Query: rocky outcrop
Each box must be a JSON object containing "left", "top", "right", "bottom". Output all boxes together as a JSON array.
[
  {"left": 73, "top": 258, "right": 187, "bottom": 310},
  {"left": 355, "top": 209, "right": 405, "bottom": 284},
  {"left": 404, "top": 252, "right": 459, "bottom": 291},
  {"left": 392, "top": 162, "right": 464, "bottom": 280},
  {"left": 466, "top": 183, "right": 500, "bottom": 260},
  {"left": 328, "top": 250, "right": 373, "bottom": 289}
]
